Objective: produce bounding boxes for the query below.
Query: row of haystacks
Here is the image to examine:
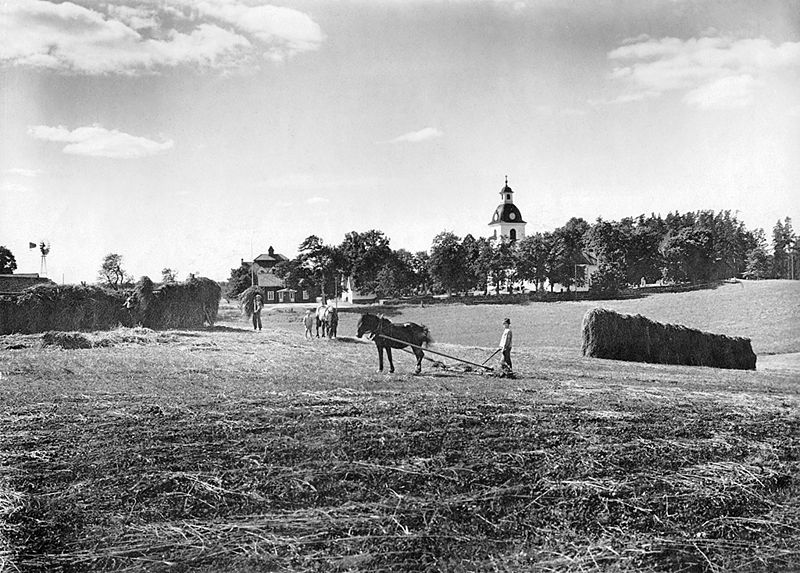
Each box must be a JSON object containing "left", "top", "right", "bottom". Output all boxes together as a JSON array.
[
  {"left": 0, "top": 277, "right": 220, "bottom": 334},
  {"left": 0, "top": 284, "right": 129, "bottom": 334},
  {"left": 581, "top": 308, "right": 757, "bottom": 370},
  {"left": 126, "top": 276, "right": 221, "bottom": 329}
]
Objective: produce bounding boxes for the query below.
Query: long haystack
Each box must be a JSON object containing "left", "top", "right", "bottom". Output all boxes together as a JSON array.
[
  {"left": 0, "top": 284, "right": 129, "bottom": 335},
  {"left": 581, "top": 308, "right": 756, "bottom": 370},
  {"left": 130, "top": 276, "right": 221, "bottom": 329}
]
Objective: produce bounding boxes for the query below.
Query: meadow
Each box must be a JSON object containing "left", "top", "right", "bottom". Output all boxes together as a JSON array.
[{"left": 0, "top": 280, "right": 798, "bottom": 572}]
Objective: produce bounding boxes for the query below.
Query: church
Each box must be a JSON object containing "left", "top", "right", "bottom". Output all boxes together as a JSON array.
[
  {"left": 487, "top": 177, "right": 598, "bottom": 292},
  {"left": 488, "top": 176, "right": 527, "bottom": 242}
]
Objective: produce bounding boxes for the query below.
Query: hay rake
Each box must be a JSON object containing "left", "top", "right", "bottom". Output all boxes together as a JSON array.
[{"left": 373, "top": 333, "right": 496, "bottom": 374}]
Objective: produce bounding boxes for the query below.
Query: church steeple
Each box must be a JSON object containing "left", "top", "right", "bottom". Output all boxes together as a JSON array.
[
  {"left": 488, "top": 175, "right": 527, "bottom": 242},
  {"left": 500, "top": 175, "right": 514, "bottom": 204}
]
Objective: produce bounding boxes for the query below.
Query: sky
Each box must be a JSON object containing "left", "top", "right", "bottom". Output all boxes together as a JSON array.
[{"left": 1, "top": 0, "right": 799, "bottom": 284}]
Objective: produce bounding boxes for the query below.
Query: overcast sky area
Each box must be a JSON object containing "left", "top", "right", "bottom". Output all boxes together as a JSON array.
[{"left": 1, "top": 0, "right": 799, "bottom": 283}]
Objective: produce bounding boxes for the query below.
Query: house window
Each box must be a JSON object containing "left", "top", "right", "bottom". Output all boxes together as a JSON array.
[
  {"left": 302, "top": 290, "right": 309, "bottom": 300},
  {"left": 290, "top": 291, "right": 295, "bottom": 302},
  {"left": 267, "top": 290, "right": 275, "bottom": 301},
  {"left": 510, "top": 229, "right": 517, "bottom": 241}
]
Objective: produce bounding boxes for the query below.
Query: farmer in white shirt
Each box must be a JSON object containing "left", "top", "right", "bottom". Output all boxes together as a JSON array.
[{"left": 499, "top": 318, "right": 513, "bottom": 373}]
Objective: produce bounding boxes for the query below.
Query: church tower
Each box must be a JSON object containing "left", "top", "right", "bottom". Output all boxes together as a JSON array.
[{"left": 488, "top": 176, "right": 526, "bottom": 242}]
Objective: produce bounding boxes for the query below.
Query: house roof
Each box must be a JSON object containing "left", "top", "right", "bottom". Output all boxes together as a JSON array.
[
  {"left": 254, "top": 246, "right": 288, "bottom": 265},
  {"left": 257, "top": 273, "right": 285, "bottom": 288}
]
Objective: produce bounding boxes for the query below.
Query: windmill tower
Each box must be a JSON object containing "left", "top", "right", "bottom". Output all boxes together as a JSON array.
[{"left": 39, "top": 241, "right": 50, "bottom": 277}]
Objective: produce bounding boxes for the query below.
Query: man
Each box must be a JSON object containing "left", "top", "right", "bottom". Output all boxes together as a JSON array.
[
  {"left": 499, "top": 317, "right": 513, "bottom": 373},
  {"left": 253, "top": 292, "right": 263, "bottom": 331}
]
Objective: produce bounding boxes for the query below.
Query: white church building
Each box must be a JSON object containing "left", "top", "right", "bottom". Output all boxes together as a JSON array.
[{"left": 487, "top": 177, "right": 598, "bottom": 292}]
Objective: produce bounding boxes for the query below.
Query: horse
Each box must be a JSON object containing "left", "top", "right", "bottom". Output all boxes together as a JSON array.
[
  {"left": 315, "top": 304, "right": 328, "bottom": 337},
  {"left": 324, "top": 307, "right": 338, "bottom": 338},
  {"left": 356, "top": 313, "right": 432, "bottom": 374}
]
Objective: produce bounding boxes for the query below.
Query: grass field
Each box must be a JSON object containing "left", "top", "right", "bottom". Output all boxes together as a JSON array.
[{"left": 1, "top": 280, "right": 798, "bottom": 572}]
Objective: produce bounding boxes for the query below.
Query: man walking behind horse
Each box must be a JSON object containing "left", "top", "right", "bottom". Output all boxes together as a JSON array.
[{"left": 499, "top": 318, "right": 513, "bottom": 373}]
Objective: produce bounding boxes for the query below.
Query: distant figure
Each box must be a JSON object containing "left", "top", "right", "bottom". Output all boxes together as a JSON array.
[
  {"left": 499, "top": 317, "right": 513, "bottom": 372},
  {"left": 303, "top": 309, "right": 315, "bottom": 339},
  {"left": 253, "top": 293, "right": 263, "bottom": 331},
  {"left": 640, "top": 276, "right": 646, "bottom": 288}
]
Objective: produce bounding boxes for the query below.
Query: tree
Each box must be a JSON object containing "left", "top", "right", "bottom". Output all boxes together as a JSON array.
[
  {"left": 428, "top": 231, "right": 467, "bottom": 295},
  {"left": 338, "top": 230, "right": 393, "bottom": 295},
  {"left": 589, "top": 261, "right": 627, "bottom": 297},
  {"left": 743, "top": 229, "right": 772, "bottom": 280},
  {"left": 410, "top": 251, "right": 431, "bottom": 294},
  {"left": 226, "top": 262, "right": 253, "bottom": 299},
  {"left": 514, "top": 233, "right": 552, "bottom": 292},
  {"left": 161, "top": 268, "right": 178, "bottom": 284},
  {"left": 552, "top": 217, "right": 590, "bottom": 291},
  {"left": 487, "top": 237, "right": 515, "bottom": 294},
  {"left": 773, "top": 218, "right": 796, "bottom": 279},
  {"left": 660, "top": 228, "right": 713, "bottom": 284},
  {"left": 0, "top": 246, "right": 17, "bottom": 274},
  {"left": 98, "top": 253, "right": 128, "bottom": 289},
  {"left": 298, "top": 235, "right": 340, "bottom": 300}
]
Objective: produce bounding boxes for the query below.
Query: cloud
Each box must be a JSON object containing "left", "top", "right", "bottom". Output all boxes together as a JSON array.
[
  {"left": 608, "top": 35, "right": 800, "bottom": 109},
  {"left": 192, "top": 1, "right": 324, "bottom": 62},
  {"left": 683, "top": 74, "right": 761, "bottom": 109},
  {"left": 28, "top": 124, "right": 174, "bottom": 158},
  {"left": 305, "top": 196, "right": 330, "bottom": 205},
  {"left": 386, "top": 127, "right": 444, "bottom": 144},
  {"left": 3, "top": 168, "right": 41, "bottom": 177},
  {"left": 0, "top": 0, "right": 323, "bottom": 74}
]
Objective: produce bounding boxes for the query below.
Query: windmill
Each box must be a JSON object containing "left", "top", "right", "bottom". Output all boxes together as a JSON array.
[{"left": 39, "top": 241, "right": 50, "bottom": 277}]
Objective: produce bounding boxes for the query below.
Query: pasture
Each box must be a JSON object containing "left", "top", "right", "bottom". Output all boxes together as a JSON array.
[{"left": 1, "top": 280, "right": 799, "bottom": 572}]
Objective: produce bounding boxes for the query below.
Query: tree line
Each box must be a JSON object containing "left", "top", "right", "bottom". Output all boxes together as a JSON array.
[{"left": 226, "top": 211, "right": 799, "bottom": 300}]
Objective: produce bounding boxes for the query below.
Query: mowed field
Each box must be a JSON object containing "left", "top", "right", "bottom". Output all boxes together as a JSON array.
[{"left": 1, "top": 281, "right": 798, "bottom": 572}]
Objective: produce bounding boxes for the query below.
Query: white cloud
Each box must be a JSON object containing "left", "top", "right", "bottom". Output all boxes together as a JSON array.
[
  {"left": 608, "top": 35, "right": 800, "bottom": 109},
  {"left": 305, "top": 196, "right": 330, "bottom": 205},
  {"left": 683, "top": 74, "right": 761, "bottom": 109},
  {"left": 192, "top": 1, "right": 324, "bottom": 61},
  {"left": 0, "top": 0, "right": 323, "bottom": 75},
  {"left": 3, "top": 168, "right": 41, "bottom": 177},
  {"left": 28, "top": 124, "right": 174, "bottom": 158},
  {"left": 387, "top": 127, "right": 444, "bottom": 143}
]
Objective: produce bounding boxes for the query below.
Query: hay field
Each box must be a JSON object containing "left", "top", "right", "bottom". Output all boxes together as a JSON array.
[{"left": 1, "top": 282, "right": 799, "bottom": 572}]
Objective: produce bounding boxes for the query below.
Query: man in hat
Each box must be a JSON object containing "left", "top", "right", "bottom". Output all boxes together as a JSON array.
[
  {"left": 499, "top": 318, "right": 513, "bottom": 373},
  {"left": 252, "top": 292, "right": 263, "bottom": 331}
]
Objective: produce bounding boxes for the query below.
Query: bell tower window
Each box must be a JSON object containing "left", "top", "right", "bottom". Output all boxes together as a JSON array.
[{"left": 510, "top": 229, "right": 517, "bottom": 241}]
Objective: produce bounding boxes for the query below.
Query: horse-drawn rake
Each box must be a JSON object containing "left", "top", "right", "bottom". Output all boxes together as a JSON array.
[{"left": 356, "top": 312, "right": 513, "bottom": 377}]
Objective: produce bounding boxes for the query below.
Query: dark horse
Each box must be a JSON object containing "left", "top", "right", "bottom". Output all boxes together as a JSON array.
[{"left": 356, "top": 313, "right": 432, "bottom": 374}]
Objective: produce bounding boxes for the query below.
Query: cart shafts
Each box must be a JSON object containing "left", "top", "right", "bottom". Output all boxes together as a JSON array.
[{"left": 375, "top": 333, "right": 494, "bottom": 371}]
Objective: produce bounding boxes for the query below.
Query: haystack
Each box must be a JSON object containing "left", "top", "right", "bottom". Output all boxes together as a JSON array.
[
  {"left": 130, "top": 276, "right": 221, "bottom": 329},
  {"left": 0, "top": 284, "right": 129, "bottom": 335},
  {"left": 581, "top": 308, "right": 756, "bottom": 370}
]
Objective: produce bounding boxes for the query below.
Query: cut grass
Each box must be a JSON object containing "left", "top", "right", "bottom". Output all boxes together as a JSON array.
[{"left": 1, "top": 286, "right": 799, "bottom": 572}]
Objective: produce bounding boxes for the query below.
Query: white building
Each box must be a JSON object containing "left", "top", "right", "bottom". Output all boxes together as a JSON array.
[{"left": 488, "top": 177, "right": 526, "bottom": 242}]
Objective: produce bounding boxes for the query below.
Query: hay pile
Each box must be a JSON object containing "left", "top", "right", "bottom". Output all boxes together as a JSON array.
[
  {"left": 0, "top": 285, "right": 129, "bottom": 335},
  {"left": 129, "top": 276, "right": 221, "bottom": 329},
  {"left": 238, "top": 285, "right": 262, "bottom": 318},
  {"left": 581, "top": 308, "right": 757, "bottom": 370}
]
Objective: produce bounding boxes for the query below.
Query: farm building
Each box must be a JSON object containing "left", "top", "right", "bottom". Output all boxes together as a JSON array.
[
  {"left": 0, "top": 273, "right": 54, "bottom": 293},
  {"left": 244, "top": 246, "right": 317, "bottom": 304}
]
